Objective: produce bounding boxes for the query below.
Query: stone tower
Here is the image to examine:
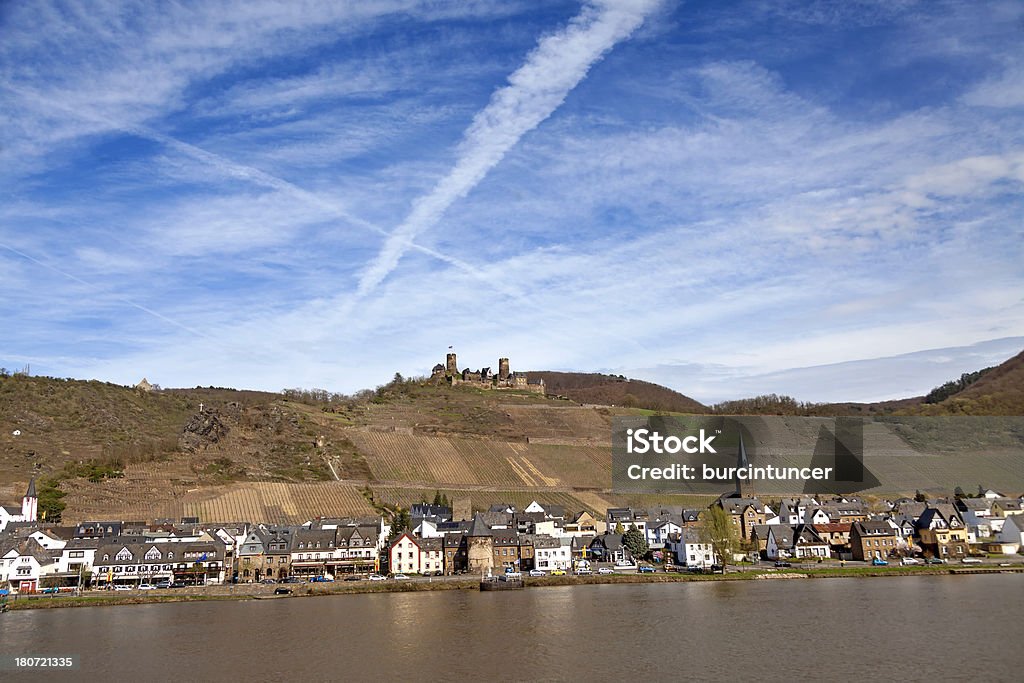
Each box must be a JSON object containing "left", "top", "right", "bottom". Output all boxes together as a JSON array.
[
  {"left": 498, "top": 358, "right": 510, "bottom": 381},
  {"left": 446, "top": 353, "right": 458, "bottom": 377},
  {"left": 465, "top": 513, "right": 494, "bottom": 574}
]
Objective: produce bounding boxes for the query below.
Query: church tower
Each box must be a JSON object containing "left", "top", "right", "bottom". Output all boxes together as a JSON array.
[
  {"left": 735, "top": 433, "right": 752, "bottom": 498},
  {"left": 22, "top": 477, "right": 38, "bottom": 522}
]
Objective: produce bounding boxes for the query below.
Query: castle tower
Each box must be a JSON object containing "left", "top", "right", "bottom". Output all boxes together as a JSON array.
[
  {"left": 465, "top": 513, "right": 494, "bottom": 574},
  {"left": 22, "top": 476, "right": 38, "bottom": 522},
  {"left": 446, "top": 353, "right": 458, "bottom": 377},
  {"left": 498, "top": 358, "right": 510, "bottom": 381},
  {"left": 735, "top": 433, "right": 752, "bottom": 498}
]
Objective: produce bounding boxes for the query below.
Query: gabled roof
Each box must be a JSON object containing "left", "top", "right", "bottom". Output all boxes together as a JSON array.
[{"left": 467, "top": 513, "right": 491, "bottom": 537}]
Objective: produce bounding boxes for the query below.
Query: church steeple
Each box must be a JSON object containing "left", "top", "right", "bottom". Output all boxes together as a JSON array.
[
  {"left": 22, "top": 476, "right": 38, "bottom": 522},
  {"left": 735, "top": 433, "right": 752, "bottom": 498}
]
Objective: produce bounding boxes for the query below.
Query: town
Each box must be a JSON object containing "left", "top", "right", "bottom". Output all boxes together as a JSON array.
[{"left": 2, "top": 473, "right": 1023, "bottom": 598}]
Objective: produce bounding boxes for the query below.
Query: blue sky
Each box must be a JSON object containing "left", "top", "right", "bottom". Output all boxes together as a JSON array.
[{"left": 1, "top": 0, "right": 1022, "bottom": 404}]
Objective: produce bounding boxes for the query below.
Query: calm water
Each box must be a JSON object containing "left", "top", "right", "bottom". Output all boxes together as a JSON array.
[{"left": 3, "top": 575, "right": 1023, "bottom": 681}]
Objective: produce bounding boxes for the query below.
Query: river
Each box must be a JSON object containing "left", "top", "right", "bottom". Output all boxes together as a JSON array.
[{"left": 3, "top": 574, "right": 1022, "bottom": 681}]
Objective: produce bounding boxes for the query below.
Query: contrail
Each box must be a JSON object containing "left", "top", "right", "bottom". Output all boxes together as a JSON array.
[
  {"left": 356, "top": 0, "right": 662, "bottom": 298},
  {"left": 1, "top": 83, "right": 525, "bottom": 301},
  {"left": 0, "top": 241, "right": 210, "bottom": 340}
]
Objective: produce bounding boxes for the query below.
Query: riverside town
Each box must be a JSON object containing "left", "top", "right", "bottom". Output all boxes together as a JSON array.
[{"left": 3, "top": 472, "right": 1023, "bottom": 603}]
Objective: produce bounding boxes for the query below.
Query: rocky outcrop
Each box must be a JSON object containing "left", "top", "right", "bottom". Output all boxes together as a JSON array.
[{"left": 179, "top": 411, "right": 229, "bottom": 452}]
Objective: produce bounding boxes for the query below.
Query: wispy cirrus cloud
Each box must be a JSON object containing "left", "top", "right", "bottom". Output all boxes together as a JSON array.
[
  {"left": 356, "top": 0, "right": 663, "bottom": 297},
  {"left": 1, "top": 0, "right": 1022, "bottom": 402}
]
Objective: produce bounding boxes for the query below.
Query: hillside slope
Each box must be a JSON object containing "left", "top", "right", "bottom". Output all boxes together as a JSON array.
[
  {"left": 528, "top": 371, "right": 706, "bottom": 412},
  {"left": 911, "top": 348, "right": 1024, "bottom": 416}
]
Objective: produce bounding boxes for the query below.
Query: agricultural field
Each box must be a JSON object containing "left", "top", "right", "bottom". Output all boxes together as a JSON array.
[
  {"left": 345, "top": 429, "right": 609, "bottom": 489},
  {"left": 180, "top": 482, "right": 376, "bottom": 523},
  {"left": 501, "top": 404, "right": 612, "bottom": 440},
  {"left": 369, "top": 486, "right": 607, "bottom": 517}
]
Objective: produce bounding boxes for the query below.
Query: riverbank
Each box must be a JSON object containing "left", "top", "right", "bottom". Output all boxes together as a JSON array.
[{"left": 5, "top": 564, "right": 1022, "bottom": 611}]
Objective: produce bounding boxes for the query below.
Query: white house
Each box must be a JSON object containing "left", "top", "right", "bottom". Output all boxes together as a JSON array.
[
  {"left": 414, "top": 518, "right": 445, "bottom": 539},
  {"left": 533, "top": 536, "right": 572, "bottom": 571},
  {"left": 0, "top": 538, "right": 55, "bottom": 593},
  {"left": 388, "top": 533, "right": 443, "bottom": 575},
  {"left": 996, "top": 515, "right": 1024, "bottom": 552},
  {"left": 646, "top": 519, "right": 683, "bottom": 549},
  {"left": 667, "top": 529, "right": 716, "bottom": 569}
]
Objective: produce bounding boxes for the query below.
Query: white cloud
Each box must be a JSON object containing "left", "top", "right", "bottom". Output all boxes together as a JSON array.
[{"left": 355, "top": 0, "right": 663, "bottom": 297}]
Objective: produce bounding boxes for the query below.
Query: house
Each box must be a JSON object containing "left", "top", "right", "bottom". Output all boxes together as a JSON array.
[
  {"left": 667, "top": 528, "right": 716, "bottom": 569},
  {"left": 492, "top": 529, "right": 524, "bottom": 572},
  {"left": 532, "top": 535, "right": 572, "bottom": 571},
  {"left": 717, "top": 497, "right": 773, "bottom": 541},
  {"left": 0, "top": 538, "right": 55, "bottom": 593},
  {"left": 563, "top": 511, "right": 605, "bottom": 536},
  {"left": 52, "top": 538, "right": 101, "bottom": 586},
  {"left": 389, "top": 533, "right": 444, "bottom": 575},
  {"left": 262, "top": 527, "right": 295, "bottom": 580},
  {"left": 995, "top": 515, "right": 1024, "bottom": 553},
  {"left": 916, "top": 506, "right": 970, "bottom": 559},
  {"left": 93, "top": 539, "right": 226, "bottom": 587},
  {"left": 588, "top": 533, "right": 631, "bottom": 565},
  {"left": 289, "top": 528, "right": 336, "bottom": 578},
  {"left": 766, "top": 525, "right": 830, "bottom": 560},
  {"left": 236, "top": 528, "right": 269, "bottom": 582},
  {"left": 73, "top": 521, "right": 123, "bottom": 539},
  {"left": 330, "top": 525, "right": 379, "bottom": 575},
  {"left": 646, "top": 517, "right": 683, "bottom": 549},
  {"left": 813, "top": 523, "right": 852, "bottom": 554},
  {"left": 777, "top": 497, "right": 819, "bottom": 525},
  {"left": 850, "top": 521, "right": 899, "bottom": 561},
  {"left": 819, "top": 501, "right": 869, "bottom": 524}
]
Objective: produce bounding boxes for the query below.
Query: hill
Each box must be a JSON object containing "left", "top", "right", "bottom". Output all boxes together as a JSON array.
[
  {"left": 527, "top": 371, "right": 706, "bottom": 413},
  {"left": 910, "top": 348, "right": 1024, "bottom": 416},
  {"left": 2, "top": 352, "right": 1022, "bottom": 525},
  {"left": 0, "top": 374, "right": 716, "bottom": 524}
]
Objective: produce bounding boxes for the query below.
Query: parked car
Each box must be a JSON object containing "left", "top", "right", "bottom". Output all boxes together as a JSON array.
[
  {"left": 281, "top": 576, "right": 303, "bottom": 584},
  {"left": 871, "top": 557, "right": 889, "bottom": 566},
  {"left": 393, "top": 574, "right": 410, "bottom": 580},
  {"left": 273, "top": 587, "right": 292, "bottom": 595},
  {"left": 900, "top": 557, "right": 922, "bottom": 565},
  {"left": 113, "top": 584, "right": 133, "bottom": 591},
  {"left": 597, "top": 567, "right": 614, "bottom": 575},
  {"left": 260, "top": 578, "right": 277, "bottom": 584},
  {"left": 310, "top": 576, "right": 334, "bottom": 582},
  {"left": 138, "top": 583, "right": 157, "bottom": 590},
  {"left": 551, "top": 569, "right": 566, "bottom": 576},
  {"left": 638, "top": 566, "right": 656, "bottom": 573},
  {"left": 155, "top": 580, "right": 172, "bottom": 589},
  {"left": 368, "top": 574, "right": 387, "bottom": 581},
  {"left": 171, "top": 580, "right": 189, "bottom": 588},
  {"left": 926, "top": 557, "right": 947, "bottom": 565},
  {"left": 528, "top": 569, "right": 545, "bottom": 577},
  {"left": 41, "top": 586, "right": 60, "bottom": 594},
  {"left": 344, "top": 575, "right": 364, "bottom": 581},
  {"left": 961, "top": 557, "right": 983, "bottom": 564},
  {"left": 575, "top": 568, "right": 593, "bottom": 575},
  {"left": 774, "top": 561, "right": 792, "bottom": 568}
]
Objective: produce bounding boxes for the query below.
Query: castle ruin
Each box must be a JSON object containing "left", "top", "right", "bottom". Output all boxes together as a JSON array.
[{"left": 431, "top": 351, "right": 544, "bottom": 394}]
